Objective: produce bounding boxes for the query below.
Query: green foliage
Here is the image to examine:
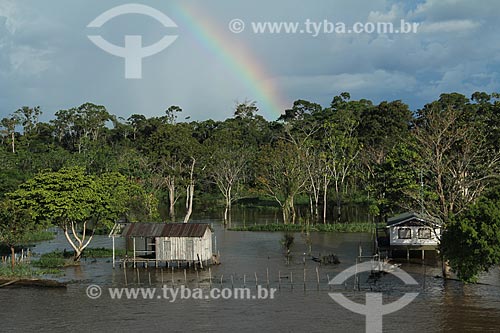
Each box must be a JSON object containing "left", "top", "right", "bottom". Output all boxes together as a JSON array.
[
  {"left": 230, "top": 222, "right": 377, "bottom": 233},
  {"left": 0, "top": 263, "right": 62, "bottom": 278},
  {"left": 9, "top": 167, "right": 147, "bottom": 260},
  {"left": 442, "top": 187, "right": 500, "bottom": 282},
  {"left": 0, "top": 199, "right": 38, "bottom": 249},
  {"left": 32, "top": 252, "right": 67, "bottom": 269}
]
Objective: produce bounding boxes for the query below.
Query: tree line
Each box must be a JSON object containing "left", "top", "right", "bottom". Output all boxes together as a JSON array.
[{"left": 1, "top": 92, "right": 500, "bottom": 281}]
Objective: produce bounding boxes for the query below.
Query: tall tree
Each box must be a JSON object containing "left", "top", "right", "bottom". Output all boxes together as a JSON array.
[
  {"left": 257, "top": 140, "right": 308, "bottom": 224},
  {"left": 442, "top": 186, "right": 500, "bottom": 282},
  {"left": 323, "top": 110, "right": 360, "bottom": 222},
  {"left": 0, "top": 199, "right": 37, "bottom": 269},
  {"left": 412, "top": 94, "right": 500, "bottom": 223},
  {"left": 1, "top": 115, "right": 21, "bottom": 153},
  {"left": 10, "top": 167, "right": 143, "bottom": 261}
]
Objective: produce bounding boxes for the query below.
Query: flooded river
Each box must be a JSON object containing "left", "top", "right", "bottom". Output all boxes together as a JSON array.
[{"left": 1, "top": 216, "right": 499, "bottom": 332}]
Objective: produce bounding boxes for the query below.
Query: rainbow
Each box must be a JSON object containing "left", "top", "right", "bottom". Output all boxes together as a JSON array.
[{"left": 173, "top": 3, "right": 288, "bottom": 119}]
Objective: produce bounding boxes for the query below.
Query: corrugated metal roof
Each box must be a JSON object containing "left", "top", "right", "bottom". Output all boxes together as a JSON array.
[
  {"left": 121, "top": 223, "right": 211, "bottom": 238},
  {"left": 387, "top": 212, "right": 442, "bottom": 227}
]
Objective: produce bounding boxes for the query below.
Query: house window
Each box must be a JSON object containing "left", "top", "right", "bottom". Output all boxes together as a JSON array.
[
  {"left": 418, "top": 228, "right": 432, "bottom": 239},
  {"left": 398, "top": 228, "right": 412, "bottom": 239}
]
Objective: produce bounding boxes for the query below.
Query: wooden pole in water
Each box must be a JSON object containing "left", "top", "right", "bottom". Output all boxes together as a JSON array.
[
  {"left": 148, "top": 272, "right": 152, "bottom": 286},
  {"left": 231, "top": 275, "right": 234, "bottom": 289},
  {"left": 133, "top": 238, "right": 136, "bottom": 268},
  {"left": 290, "top": 271, "right": 293, "bottom": 290},
  {"left": 255, "top": 272, "right": 258, "bottom": 289},
  {"left": 266, "top": 268, "right": 269, "bottom": 288},
  {"left": 184, "top": 269, "right": 187, "bottom": 285},
  {"left": 243, "top": 274, "right": 246, "bottom": 288},
  {"left": 112, "top": 236, "right": 116, "bottom": 269},
  {"left": 278, "top": 271, "right": 281, "bottom": 290},
  {"left": 161, "top": 268, "right": 164, "bottom": 284},
  {"left": 303, "top": 268, "right": 306, "bottom": 291},
  {"left": 171, "top": 267, "right": 175, "bottom": 286},
  {"left": 220, "top": 275, "right": 223, "bottom": 288},
  {"left": 123, "top": 264, "right": 128, "bottom": 286},
  {"left": 327, "top": 274, "right": 330, "bottom": 291},
  {"left": 316, "top": 266, "right": 320, "bottom": 290},
  {"left": 136, "top": 268, "right": 140, "bottom": 285}
]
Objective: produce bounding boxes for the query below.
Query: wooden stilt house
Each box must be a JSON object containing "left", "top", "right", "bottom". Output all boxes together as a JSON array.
[{"left": 109, "top": 222, "right": 214, "bottom": 268}]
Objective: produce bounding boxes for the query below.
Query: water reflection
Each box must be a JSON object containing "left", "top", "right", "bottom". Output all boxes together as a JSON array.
[{"left": 1, "top": 212, "right": 499, "bottom": 332}]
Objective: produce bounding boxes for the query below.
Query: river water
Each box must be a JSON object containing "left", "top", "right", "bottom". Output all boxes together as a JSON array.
[{"left": 1, "top": 216, "right": 499, "bottom": 332}]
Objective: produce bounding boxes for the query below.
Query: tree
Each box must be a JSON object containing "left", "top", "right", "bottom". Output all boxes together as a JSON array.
[
  {"left": 208, "top": 146, "right": 249, "bottom": 222},
  {"left": 323, "top": 110, "right": 360, "bottom": 222},
  {"left": 442, "top": 186, "right": 500, "bottom": 282},
  {"left": 1, "top": 115, "right": 21, "bottom": 153},
  {"left": 412, "top": 94, "right": 500, "bottom": 223},
  {"left": 15, "top": 106, "right": 42, "bottom": 135},
  {"left": 0, "top": 199, "right": 37, "bottom": 269},
  {"left": 10, "top": 167, "right": 141, "bottom": 261},
  {"left": 234, "top": 100, "right": 260, "bottom": 120},
  {"left": 162, "top": 105, "right": 182, "bottom": 125},
  {"left": 257, "top": 140, "right": 308, "bottom": 224}
]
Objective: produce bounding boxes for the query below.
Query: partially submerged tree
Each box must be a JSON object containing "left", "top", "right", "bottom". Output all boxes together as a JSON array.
[
  {"left": 257, "top": 140, "right": 308, "bottom": 224},
  {"left": 208, "top": 146, "right": 249, "bottom": 223},
  {"left": 10, "top": 167, "right": 142, "bottom": 261},
  {"left": 441, "top": 186, "right": 500, "bottom": 282},
  {"left": 412, "top": 94, "right": 500, "bottom": 223},
  {"left": 0, "top": 199, "right": 37, "bottom": 269}
]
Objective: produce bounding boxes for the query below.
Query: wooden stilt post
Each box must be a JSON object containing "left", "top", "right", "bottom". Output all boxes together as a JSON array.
[
  {"left": 316, "top": 266, "right": 320, "bottom": 291},
  {"left": 112, "top": 236, "right": 116, "bottom": 269},
  {"left": 303, "top": 268, "right": 306, "bottom": 291},
  {"left": 133, "top": 238, "right": 136, "bottom": 268},
  {"left": 123, "top": 264, "right": 128, "bottom": 286}
]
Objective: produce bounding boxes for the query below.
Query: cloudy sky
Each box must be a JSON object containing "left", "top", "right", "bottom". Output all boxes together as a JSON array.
[{"left": 1, "top": 0, "right": 499, "bottom": 122}]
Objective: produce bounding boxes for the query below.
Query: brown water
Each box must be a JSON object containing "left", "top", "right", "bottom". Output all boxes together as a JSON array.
[{"left": 1, "top": 217, "right": 499, "bottom": 332}]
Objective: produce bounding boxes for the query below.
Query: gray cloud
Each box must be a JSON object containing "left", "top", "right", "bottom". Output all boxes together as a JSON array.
[{"left": 1, "top": 0, "right": 499, "bottom": 121}]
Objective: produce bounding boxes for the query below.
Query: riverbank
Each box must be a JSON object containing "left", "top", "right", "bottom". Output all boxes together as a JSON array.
[{"left": 229, "top": 222, "right": 379, "bottom": 233}]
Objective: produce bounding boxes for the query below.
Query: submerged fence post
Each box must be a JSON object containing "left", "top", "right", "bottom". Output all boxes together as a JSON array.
[{"left": 316, "top": 266, "right": 320, "bottom": 290}]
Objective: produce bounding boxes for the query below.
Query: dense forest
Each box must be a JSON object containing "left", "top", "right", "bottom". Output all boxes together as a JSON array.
[
  {"left": 1, "top": 92, "right": 500, "bottom": 224},
  {"left": 2, "top": 91, "right": 500, "bottom": 281}
]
